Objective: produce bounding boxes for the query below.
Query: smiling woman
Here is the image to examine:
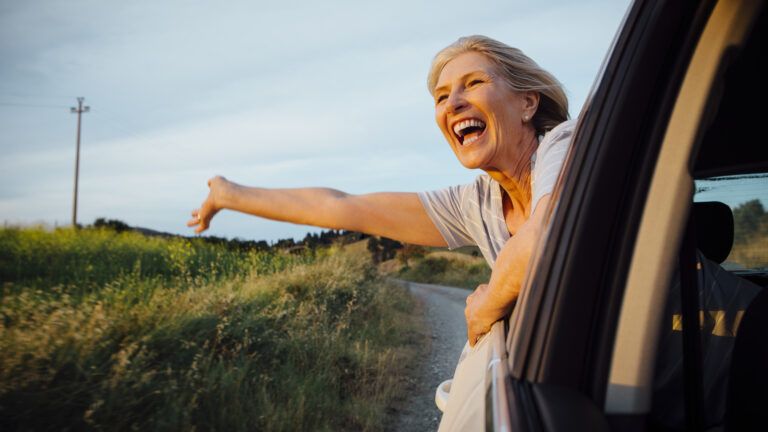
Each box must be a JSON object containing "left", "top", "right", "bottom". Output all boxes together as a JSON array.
[{"left": 188, "top": 35, "right": 575, "bottom": 346}]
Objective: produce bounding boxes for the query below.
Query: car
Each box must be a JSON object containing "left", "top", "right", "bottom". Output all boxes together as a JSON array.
[{"left": 435, "top": 0, "right": 767, "bottom": 430}]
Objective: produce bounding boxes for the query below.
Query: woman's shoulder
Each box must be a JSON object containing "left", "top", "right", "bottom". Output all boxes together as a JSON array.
[
  {"left": 537, "top": 119, "right": 577, "bottom": 156},
  {"left": 543, "top": 118, "right": 577, "bottom": 144},
  {"left": 423, "top": 174, "right": 494, "bottom": 201},
  {"left": 447, "top": 174, "right": 498, "bottom": 202}
]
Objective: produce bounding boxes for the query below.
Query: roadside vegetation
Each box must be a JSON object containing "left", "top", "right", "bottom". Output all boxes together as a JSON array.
[
  {"left": 729, "top": 199, "right": 768, "bottom": 269},
  {"left": 0, "top": 225, "right": 419, "bottom": 431},
  {"left": 394, "top": 249, "right": 490, "bottom": 290}
]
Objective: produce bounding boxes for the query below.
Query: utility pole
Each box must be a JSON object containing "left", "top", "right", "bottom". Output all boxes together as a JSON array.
[{"left": 71, "top": 97, "right": 89, "bottom": 228}]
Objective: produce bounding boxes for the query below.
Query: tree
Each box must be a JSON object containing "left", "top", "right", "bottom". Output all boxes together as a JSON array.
[
  {"left": 92, "top": 218, "right": 130, "bottom": 233},
  {"left": 367, "top": 236, "right": 402, "bottom": 263},
  {"left": 398, "top": 243, "right": 426, "bottom": 267},
  {"left": 273, "top": 238, "right": 296, "bottom": 249},
  {"left": 367, "top": 237, "right": 382, "bottom": 263},
  {"left": 733, "top": 199, "right": 767, "bottom": 244},
  {"left": 379, "top": 237, "right": 402, "bottom": 261}
]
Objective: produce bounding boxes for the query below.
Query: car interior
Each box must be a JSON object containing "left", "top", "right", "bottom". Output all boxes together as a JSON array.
[{"left": 651, "top": 5, "right": 767, "bottom": 430}]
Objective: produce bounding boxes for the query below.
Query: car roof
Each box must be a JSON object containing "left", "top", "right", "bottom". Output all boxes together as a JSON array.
[{"left": 694, "top": 15, "right": 767, "bottom": 178}]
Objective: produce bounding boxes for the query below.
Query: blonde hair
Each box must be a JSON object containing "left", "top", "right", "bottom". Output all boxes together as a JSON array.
[{"left": 428, "top": 35, "right": 569, "bottom": 134}]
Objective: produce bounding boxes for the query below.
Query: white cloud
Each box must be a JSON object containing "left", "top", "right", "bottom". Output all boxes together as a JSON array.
[{"left": 0, "top": 0, "right": 631, "bottom": 241}]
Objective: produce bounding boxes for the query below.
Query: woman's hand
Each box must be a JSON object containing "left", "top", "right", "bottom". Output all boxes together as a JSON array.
[
  {"left": 465, "top": 283, "right": 508, "bottom": 347},
  {"left": 465, "top": 195, "right": 553, "bottom": 346},
  {"left": 187, "top": 176, "right": 232, "bottom": 234},
  {"left": 465, "top": 284, "right": 492, "bottom": 346}
]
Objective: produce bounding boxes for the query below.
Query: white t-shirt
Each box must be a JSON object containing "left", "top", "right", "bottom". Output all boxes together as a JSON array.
[{"left": 418, "top": 119, "right": 576, "bottom": 266}]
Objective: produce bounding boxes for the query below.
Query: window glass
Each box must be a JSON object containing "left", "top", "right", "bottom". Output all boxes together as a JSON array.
[{"left": 694, "top": 173, "right": 768, "bottom": 270}]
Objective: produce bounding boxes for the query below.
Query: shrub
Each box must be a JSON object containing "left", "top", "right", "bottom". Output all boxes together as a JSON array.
[{"left": 398, "top": 252, "right": 491, "bottom": 289}]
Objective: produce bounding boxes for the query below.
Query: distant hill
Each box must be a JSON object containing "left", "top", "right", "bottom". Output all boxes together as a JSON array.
[{"left": 89, "top": 217, "right": 372, "bottom": 253}]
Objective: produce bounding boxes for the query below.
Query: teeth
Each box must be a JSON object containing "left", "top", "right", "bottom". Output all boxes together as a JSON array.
[
  {"left": 464, "top": 135, "right": 479, "bottom": 145},
  {"left": 453, "top": 119, "right": 486, "bottom": 137}
]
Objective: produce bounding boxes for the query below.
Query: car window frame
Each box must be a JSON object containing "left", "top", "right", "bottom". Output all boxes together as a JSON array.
[
  {"left": 507, "top": 0, "right": 715, "bottom": 387},
  {"left": 605, "top": 0, "right": 765, "bottom": 415},
  {"left": 496, "top": 0, "right": 722, "bottom": 427}
]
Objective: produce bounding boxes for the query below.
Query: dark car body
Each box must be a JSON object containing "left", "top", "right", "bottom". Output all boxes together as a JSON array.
[{"left": 437, "top": 0, "right": 767, "bottom": 430}]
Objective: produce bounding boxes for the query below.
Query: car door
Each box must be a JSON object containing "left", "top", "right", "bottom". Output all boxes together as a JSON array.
[
  {"left": 499, "top": 0, "right": 766, "bottom": 430},
  {"left": 436, "top": 0, "right": 766, "bottom": 430}
]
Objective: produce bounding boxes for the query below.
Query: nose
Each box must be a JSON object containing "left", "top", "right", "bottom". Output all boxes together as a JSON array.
[{"left": 445, "top": 89, "right": 468, "bottom": 114}]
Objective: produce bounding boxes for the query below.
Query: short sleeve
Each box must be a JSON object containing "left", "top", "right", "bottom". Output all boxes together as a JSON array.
[
  {"left": 531, "top": 119, "right": 576, "bottom": 212},
  {"left": 418, "top": 183, "right": 476, "bottom": 249}
]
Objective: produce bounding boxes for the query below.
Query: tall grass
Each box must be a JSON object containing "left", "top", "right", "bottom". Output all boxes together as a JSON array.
[
  {"left": 0, "top": 227, "right": 418, "bottom": 431},
  {"left": 729, "top": 233, "right": 768, "bottom": 269},
  {"left": 0, "top": 226, "right": 311, "bottom": 295},
  {"left": 398, "top": 251, "right": 491, "bottom": 289}
]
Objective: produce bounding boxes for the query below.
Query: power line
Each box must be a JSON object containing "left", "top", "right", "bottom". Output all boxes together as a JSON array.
[
  {"left": 0, "top": 92, "right": 78, "bottom": 104},
  {"left": 0, "top": 101, "right": 69, "bottom": 109}
]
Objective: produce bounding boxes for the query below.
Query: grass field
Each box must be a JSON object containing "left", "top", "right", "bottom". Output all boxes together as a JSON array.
[
  {"left": 0, "top": 227, "right": 419, "bottom": 431},
  {"left": 396, "top": 250, "right": 490, "bottom": 290}
]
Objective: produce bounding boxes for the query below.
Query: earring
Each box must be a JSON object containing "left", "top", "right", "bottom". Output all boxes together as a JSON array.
[{"left": 523, "top": 115, "right": 529, "bottom": 122}]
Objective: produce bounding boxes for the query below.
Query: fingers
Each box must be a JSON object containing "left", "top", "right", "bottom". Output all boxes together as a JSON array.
[
  {"left": 186, "top": 209, "right": 200, "bottom": 227},
  {"left": 189, "top": 177, "right": 227, "bottom": 234},
  {"left": 186, "top": 208, "right": 210, "bottom": 234},
  {"left": 466, "top": 311, "right": 486, "bottom": 347},
  {"left": 466, "top": 283, "right": 493, "bottom": 346},
  {"left": 466, "top": 304, "right": 477, "bottom": 347},
  {"left": 198, "top": 178, "right": 225, "bottom": 233},
  {"left": 467, "top": 327, "right": 481, "bottom": 347},
  {"left": 186, "top": 209, "right": 202, "bottom": 226},
  {"left": 466, "top": 301, "right": 490, "bottom": 347},
  {"left": 467, "top": 323, "right": 489, "bottom": 347},
  {"left": 195, "top": 212, "right": 208, "bottom": 234}
]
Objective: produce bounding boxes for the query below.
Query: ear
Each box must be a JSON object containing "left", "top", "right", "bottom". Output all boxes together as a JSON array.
[{"left": 521, "top": 91, "right": 540, "bottom": 119}]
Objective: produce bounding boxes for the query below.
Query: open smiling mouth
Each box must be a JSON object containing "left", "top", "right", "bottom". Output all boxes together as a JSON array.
[{"left": 453, "top": 119, "right": 487, "bottom": 145}]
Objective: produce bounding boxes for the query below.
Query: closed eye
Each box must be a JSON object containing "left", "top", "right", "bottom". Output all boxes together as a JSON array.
[
  {"left": 435, "top": 94, "right": 448, "bottom": 104},
  {"left": 467, "top": 79, "right": 485, "bottom": 87}
]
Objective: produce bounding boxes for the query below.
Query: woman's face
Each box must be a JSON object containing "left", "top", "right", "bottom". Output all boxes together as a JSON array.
[{"left": 433, "top": 51, "right": 536, "bottom": 171}]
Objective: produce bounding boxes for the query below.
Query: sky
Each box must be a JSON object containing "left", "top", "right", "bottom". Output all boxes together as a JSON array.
[{"left": 0, "top": 0, "right": 633, "bottom": 243}]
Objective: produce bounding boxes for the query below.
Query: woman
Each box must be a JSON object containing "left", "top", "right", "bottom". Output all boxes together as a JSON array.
[{"left": 188, "top": 35, "right": 574, "bottom": 346}]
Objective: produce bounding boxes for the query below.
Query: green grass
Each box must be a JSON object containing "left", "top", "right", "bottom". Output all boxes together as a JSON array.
[
  {"left": 0, "top": 226, "right": 310, "bottom": 295},
  {"left": 729, "top": 232, "right": 768, "bottom": 269},
  {"left": 0, "top": 227, "right": 419, "bottom": 431},
  {"left": 397, "top": 251, "right": 491, "bottom": 289}
]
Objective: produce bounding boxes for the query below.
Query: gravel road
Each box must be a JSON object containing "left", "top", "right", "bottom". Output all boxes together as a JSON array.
[{"left": 388, "top": 280, "right": 470, "bottom": 432}]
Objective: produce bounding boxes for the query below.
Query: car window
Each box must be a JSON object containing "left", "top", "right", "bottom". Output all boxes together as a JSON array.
[
  {"left": 694, "top": 174, "right": 768, "bottom": 271},
  {"left": 604, "top": 1, "right": 765, "bottom": 429},
  {"left": 649, "top": 4, "right": 767, "bottom": 428}
]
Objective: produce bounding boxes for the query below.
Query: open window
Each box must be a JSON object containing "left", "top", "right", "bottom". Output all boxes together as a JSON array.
[
  {"left": 489, "top": 0, "right": 765, "bottom": 431},
  {"left": 609, "top": 1, "right": 767, "bottom": 430},
  {"left": 438, "top": 1, "right": 766, "bottom": 430},
  {"left": 649, "top": 6, "right": 768, "bottom": 430}
]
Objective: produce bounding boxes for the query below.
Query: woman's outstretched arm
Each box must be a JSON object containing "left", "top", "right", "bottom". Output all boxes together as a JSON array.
[{"left": 187, "top": 176, "right": 448, "bottom": 247}]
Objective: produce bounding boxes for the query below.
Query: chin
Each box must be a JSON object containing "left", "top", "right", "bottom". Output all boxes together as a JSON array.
[
  {"left": 455, "top": 150, "right": 491, "bottom": 170},
  {"left": 457, "top": 157, "right": 486, "bottom": 171},
  {"left": 454, "top": 141, "right": 495, "bottom": 171}
]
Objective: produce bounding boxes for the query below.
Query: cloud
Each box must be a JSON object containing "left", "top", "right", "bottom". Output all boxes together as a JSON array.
[{"left": 0, "top": 0, "right": 632, "bottom": 240}]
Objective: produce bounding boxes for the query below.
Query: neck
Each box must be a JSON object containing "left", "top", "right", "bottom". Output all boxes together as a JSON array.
[{"left": 485, "top": 131, "right": 539, "bottom": 218}]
